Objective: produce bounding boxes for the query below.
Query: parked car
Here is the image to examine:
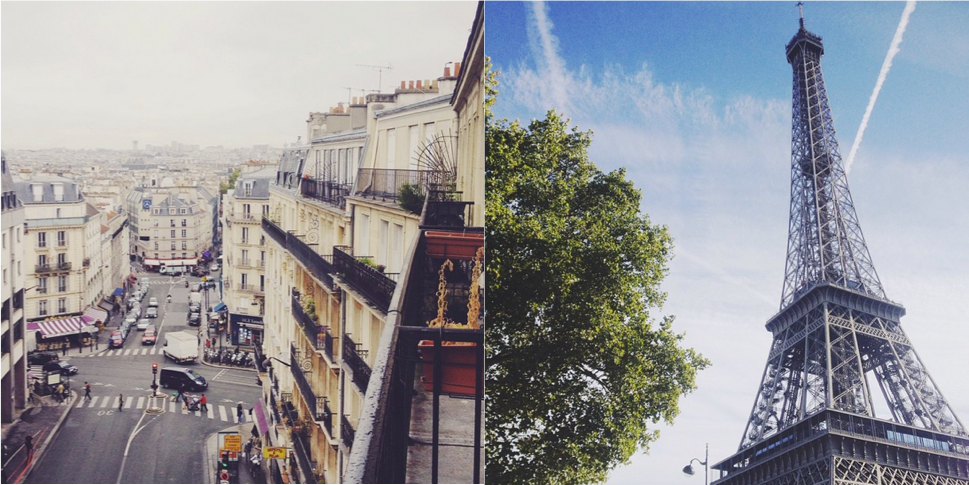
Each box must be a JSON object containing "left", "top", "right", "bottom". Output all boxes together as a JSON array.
[
  {"left": 124, "top": 315, "right": 138, "bottom": 328},
  {"left": 188, "top": 312, "right": 201, "bottom": 326},
  {"left": 146, "top": 307, "right": 159, "bottom": 318},
  {"left": 188, "top": 303, "right": 201, "bottom": 313},
  {"left": 137, "top": 319, "right": 151, "bottom": 331},
  {"left": 148, "top": 297, "right": 159, "bottom": 308},
  {"left": 43, "top": 361, "right": 79, "bottom": 375},
  {"left": 109, "top": 330, "right": 125, "bottom": 348},
  {"left": 202, "top": 281, "right": 217, "bottom": 290},
  {"left": 142, "top": 326, "right": 157, "bottom": 345},
  {"left": 210, "top": 263, "right": 220, "bottom": 272},
  {"left": 27, "top": 350, "right": 59, "bottom": 366}
]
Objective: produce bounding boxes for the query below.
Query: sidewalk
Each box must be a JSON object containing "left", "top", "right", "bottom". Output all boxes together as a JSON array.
[
  {"left": 204, "top": 422, "right": 267, "bottom": 484},
  {"left": 0, "top": 391, "right": 77, "bottom": 484}
]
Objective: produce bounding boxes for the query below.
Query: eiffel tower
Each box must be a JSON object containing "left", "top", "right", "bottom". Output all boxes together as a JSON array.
[{"left": 711, "top": 7, "right": 969, "bottom": 485}]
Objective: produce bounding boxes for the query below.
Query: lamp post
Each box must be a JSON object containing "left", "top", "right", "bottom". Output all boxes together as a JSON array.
[{"left": 682, "top": 443, "right": 708, "bottom": 485}]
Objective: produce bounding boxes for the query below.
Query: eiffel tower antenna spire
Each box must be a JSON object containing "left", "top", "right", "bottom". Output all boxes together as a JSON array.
[
  {"left": 798, "top": 2, "right": 805, "bottom": 29},
  {"left": 711, "top": 12, "right": 969, "bottom": 485}
]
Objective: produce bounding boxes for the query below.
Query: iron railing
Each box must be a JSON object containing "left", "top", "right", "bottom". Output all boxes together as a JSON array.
[
  {"left": 290, "top": 344, "right": 329, "bottom": 423},
  {"left": 282, "top": 397, "right": 317, "bottom": 484},
  {"left": 342, "top": 415, "right": 356, "bottom": 447},
  {"left": 35, "top": 262, "right": 71, "bottom": 273},
  {"left": 333, "top": 246, "right": 397, "bottom": 313},
  {"left": 300, "top": 178, "right": 352, "bottom": 209},
  {"left": 356, "top": 168, "right": 437, "bottom": 202},
  {"left": 262, "top": 218, "right": 336, "bottom": 288},
  {"left": 291, "top": 293, "right": 335, "bottom": 360},
  {"left": 343, "top": 335, "right": 371, "bottom": 391}
]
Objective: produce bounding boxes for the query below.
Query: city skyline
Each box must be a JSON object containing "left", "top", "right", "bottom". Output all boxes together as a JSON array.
[
  {"left": 1, "top": 2, "right": 478, "bottom": 150},
  {"left": 487, "top": 2, "right": 969, "bottom": 483}
]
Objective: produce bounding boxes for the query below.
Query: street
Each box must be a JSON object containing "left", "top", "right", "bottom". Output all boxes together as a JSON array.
[{"left": 24, "top": 269, "right": 261, "bottom": 484}]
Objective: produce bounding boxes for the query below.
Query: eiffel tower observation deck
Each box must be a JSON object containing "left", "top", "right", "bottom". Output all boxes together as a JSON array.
[{"left": 711, "top": 8, "right": 969, "bottom": 485}]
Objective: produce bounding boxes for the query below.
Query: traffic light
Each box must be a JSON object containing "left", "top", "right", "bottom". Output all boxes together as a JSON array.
[{"left": 152, "top": 362, "right": 158, "bottom": 375}]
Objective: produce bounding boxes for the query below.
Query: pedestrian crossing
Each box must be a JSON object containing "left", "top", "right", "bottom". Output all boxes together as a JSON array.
[
  {"left": 80, "top": 346, "right": 166, "bottom": 357},
  {"left": 76, "top": 394, "right": 254, "bottom": 422}
]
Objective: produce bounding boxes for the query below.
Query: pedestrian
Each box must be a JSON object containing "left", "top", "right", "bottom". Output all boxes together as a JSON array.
[
  {"left": 62, "top": 344, "right": 68, "bottom": 356},
  {"left": 84, "top": 382, "right": 92, "bottom": 401},
  {"left": 205, "top": 338, "right": 210, "bottom": 349},
  {"left": 200, "top": 394, "right": 208, "bottom": 413},
  {"left": 237, "top": 403, "right": 244, "bottom": 423},
  {"left": 56, "top": 383, "right": 65, "bottom": 403},
  {"left": 244, "top": 440, "right": 252, "bottom": 460},
  {"left": 119, "top": 393, "right": 124, "bottom": 411},
  {"left": 178, "top": 387, "right": 186, "bottom": 410}
]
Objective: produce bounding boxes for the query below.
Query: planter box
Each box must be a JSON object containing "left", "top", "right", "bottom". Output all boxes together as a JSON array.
[
  {"left": 425, "top": 231, "right": 484, "bottom": 260},
  {"left": 418, "top": 341, "right": 481, "bottom": 396}
]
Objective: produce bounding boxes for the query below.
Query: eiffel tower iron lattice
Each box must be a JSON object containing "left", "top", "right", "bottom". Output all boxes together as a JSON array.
[{"left": 712, "top": 9, "right": 969, "bottom": 485}]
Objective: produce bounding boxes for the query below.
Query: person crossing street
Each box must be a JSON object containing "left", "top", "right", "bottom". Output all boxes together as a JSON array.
[{"left": 84, "top": 382, "right": 92, "bottom": 401}]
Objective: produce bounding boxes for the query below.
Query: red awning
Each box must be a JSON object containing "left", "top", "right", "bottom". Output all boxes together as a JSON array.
[{"left": 32, "top": 317, "right": 87, "bottom": 338}]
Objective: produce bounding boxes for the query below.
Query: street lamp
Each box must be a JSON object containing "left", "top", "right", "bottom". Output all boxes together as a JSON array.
[{"left": 682, "top": 443, "right": 708, "bottom": 485}]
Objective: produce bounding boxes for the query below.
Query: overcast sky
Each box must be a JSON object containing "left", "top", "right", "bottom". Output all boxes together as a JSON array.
[
  {"left": 1, "top": 1, "right": 478, "bottom": 150},
  {"left": 487, "top": 2, "right": 969, "bottom": 483}
]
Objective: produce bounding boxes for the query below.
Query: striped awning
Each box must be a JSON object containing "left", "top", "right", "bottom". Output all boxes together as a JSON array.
[
  {"left": 82, "top": 306, "right": 108, "bottom": 324},
  {"left": 32, "top": 317, "right": 87, "bottom": 338}
]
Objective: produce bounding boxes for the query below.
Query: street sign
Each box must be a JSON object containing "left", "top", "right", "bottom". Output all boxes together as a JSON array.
[
  {"left": 263, "top": 447, "right": 287, "bottom": 459},
  {"left": 223, "top": 435, "right": 242, "bottom": 452}
]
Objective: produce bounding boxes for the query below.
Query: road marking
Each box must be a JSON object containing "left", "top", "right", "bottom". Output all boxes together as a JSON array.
[
  {"left": 88, "top": 396, "right": 100, "bottom": 408},
  {"left": 101, "top": 397, "right": 111, "bottom": 408},
  {"left": 77, "top": 397, "right": 87, "bottom": 408},
  {"left": 219, "top": 406, "right": 228, "bottom": 421},
  {"left": 169, "top": 401, "right": 176, "bottom": 413},
  {"left": 126, "top": 398, "right": 135, "bottom": 409},
  {"left": 195, "top": 410, "right": 201, "bottom": 417},
  {"left": 136, "top": 396, "right": 145, "bottom": 409},
  {"left": 207, "top": 406, "right": 214, "bottom": 419}
]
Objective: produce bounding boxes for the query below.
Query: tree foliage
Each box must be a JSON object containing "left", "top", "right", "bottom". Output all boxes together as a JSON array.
[
  {"left": 220, "top": 168, "right": 241, "bottom": 195},
  {"left": 485, "top": 66, "right": 709, "bottom": 484}
]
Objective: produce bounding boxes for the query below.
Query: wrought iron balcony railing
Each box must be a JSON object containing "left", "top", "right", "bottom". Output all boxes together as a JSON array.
[
  {"left": 282, "top": 397, "right": 318, "bottom": 484},
  {"left": 36, "top": 262, "right": 71, "bottom": 274},
  {"left": 290, "top": 344, "right": 329, "bottom": 423},
  {"left": 332, "top": 246, "right": 397, "bottom": 313},
  {"left": 291, "top": 293, "right": 335, "bottom": 361},
  {"left": 343, "top": 334, "right": 371, "bottom": 391},
  {"left": 342, "top": 415, "right": 356, "bottom": 447},
  {"left": 355, "top": 168, "right": 436, "bottom": 202},
  {"left": 300, "top": 178, "right": 352, "bottom": 209},
  {"left": 262, "top": 218, "right": 336, "bottom": 288}
]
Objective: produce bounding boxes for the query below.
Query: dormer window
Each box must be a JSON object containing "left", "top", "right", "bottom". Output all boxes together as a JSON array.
[
  {"left": 31, "top": 184, "right": 43, "bottom": 202},
  {"left": 52, "top": 183, "right": 65, "bottom": 201}
]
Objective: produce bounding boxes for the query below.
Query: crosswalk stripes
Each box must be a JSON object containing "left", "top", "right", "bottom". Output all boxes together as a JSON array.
[
  {"left": 136, "top": 396, "right": 145, "bottom": 409},
  {"left": 125, "top": 397, "right": 134, "bottom": 409},
  {"left": 219, "top": 406, "right": 227, "bottom": 422},
  {"left": 207, "top": 407, "right": 214, "bottom": 420},
  {"left": 74, "top": 398, "right": 241, "bottom": 422},
  {"left": 100, "top": 396, "right": 110, "bottom": 408}
]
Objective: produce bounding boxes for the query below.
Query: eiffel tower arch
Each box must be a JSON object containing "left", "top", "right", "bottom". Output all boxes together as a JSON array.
[{"left": 712, "top": 9, "right": 969, "bottom": 485}]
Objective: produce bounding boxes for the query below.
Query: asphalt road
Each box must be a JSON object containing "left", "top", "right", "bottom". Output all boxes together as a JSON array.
[{"left": 25, "top": 270, "right": 261, "bottom": 484}]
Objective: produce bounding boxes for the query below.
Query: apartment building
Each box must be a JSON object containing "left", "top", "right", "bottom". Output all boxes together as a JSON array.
[
  {"left": 2, "top": 153, "right": 28, "bottom": 423},
  {"left": 256, "top": 4, "right": 484, "bottom": 483},
  {"left": 126, "top": 186, "right": 216, "bottom": 269},
  {"left": 222, "top": 167, "right": 276, "bottom": 347}
]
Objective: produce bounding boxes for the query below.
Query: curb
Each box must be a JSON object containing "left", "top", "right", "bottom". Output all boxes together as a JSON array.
[{"left": 22, "top": 390, "right": 77, "bottom": 482}]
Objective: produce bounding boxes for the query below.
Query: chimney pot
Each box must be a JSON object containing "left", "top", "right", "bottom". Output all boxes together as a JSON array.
[
  {"left": 444, "top": 66, "right": 451, "bottom": 77},
  {"left": 455, "top": 62, "right": 462, "bottom": 77},
  {"left": 416, "top": 79, "right": 422, "bottom": 89},
  {"left": 400, "top": 80, "right": 406, "bottom": 89}
]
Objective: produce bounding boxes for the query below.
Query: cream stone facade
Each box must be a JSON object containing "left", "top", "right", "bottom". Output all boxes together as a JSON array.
[
  {"left": 2, "top": 152, "right": 28, "bottom": 423},
  {"left": 126, "top": 186, "right": 216, "bottom": 269}
]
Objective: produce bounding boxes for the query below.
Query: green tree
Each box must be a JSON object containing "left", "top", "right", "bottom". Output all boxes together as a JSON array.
[
  {"left": 486, "top": 71, "right": 709, "bottom": 483},
  {"left": 220, "top": 168, "right": 241, "bottom": 195}
]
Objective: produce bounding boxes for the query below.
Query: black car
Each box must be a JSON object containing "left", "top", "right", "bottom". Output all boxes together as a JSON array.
[
  {"left": 188, "top": 312, "right": 201, "bottom": 326},
  {"left": 27, "top": 351, "right": 59, "bottom": 366},
  {"left": 43, "top": 361, "right": 79, "bottom": 375}
]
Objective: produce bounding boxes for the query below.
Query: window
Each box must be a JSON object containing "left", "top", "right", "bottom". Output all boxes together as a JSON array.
[
  {"left": 171, "top": 242, "right": 177, "bottom": 250},
  {"left": 58, "top": 275, "right": 67, "bottom": 293},
  {"left": 38, "top": 254, "right": 48, "bottom": 268},
  {"left": 171, "top": 230, "right": 176, "bottom": 238},
  {"left": 58, "top": 298, "right": 67, "bottom": 314},
  {"left": 391, "top": 223, "right": 403, "bottom": 272},
  {"left": 244, "top": 182, "right": 253, "bottom": 197},
  {"left": 262, "top": 204, "right": 269, "bottom": 217},
  {"left": 259, "top": 275, "right": 265, "bottom": 293},
  {"left": 242, "top": 227, "right": 249, "bottom": 244},
  {"left": 359, "top": 213, "right": 370, "bottom": 252},
  {"left": 155, "top": 242, "right": 159, "bottom": 250},
  {"left": 182, "top": 229, "right": 187, "bottom": 238},
  {"left": 409, "top": 125, "right": 419, "bottom": 170},
  {"left": 243, "top": 203, "right": 251, "bottom": 218},
  {"left": 241, "top": 273, "right": 249, "bottom": 290},
  {"left": 38, "top": 300, "right": 48, "bottom": 316},
  {"left": 37, "top": 231, "right": 47, "bottom": 248},
  {"left": 37, "top": 277, "right": 48, "bottom": 294},
  {"left": 180, "top": 208, "right": 186, "bottom": 214},
  {"left": 380, "top": 220, "right": 389, "bottom": 266},
  {"left": 182, "top": 252, "right": 187, "bottom": 258},
  {"left": 57, "top": 253, "right": 67, "bottom": 267},
  {"left": 241, "top": 250, "right": 249, "bottom": 266},
  {"left": 386, "top": 128, "right": 396, "bottom": 167},
  {"left": 52, "top": 183, "right": 64, "bottom": 202},
  {"left": 182, "top": 219, "right": 187, "bottom": 227},
  {"left": 57, "top": 230, "right": 67, "bottom": 246},
  {"left": 171, "top": 220, "right": 176, "bottom": 227},
  {"left": 3, "top": 268, "right": 6, "bottom": 285},
  {"left": 182, "top": 241, "right": 187, "bottom": 250}
]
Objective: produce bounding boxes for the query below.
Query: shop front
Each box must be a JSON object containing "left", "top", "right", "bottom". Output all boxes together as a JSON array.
[{"left": 229, "top": 313, "right": 263, "bottom": 349}]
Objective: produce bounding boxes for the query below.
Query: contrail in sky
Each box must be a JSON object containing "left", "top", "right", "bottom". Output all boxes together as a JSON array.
[
  {"left": 845, "top": 1, "right": 917, "bottom": 174},
  {"left": 529, "top": 1, "right": 570, "bottom": 114}
]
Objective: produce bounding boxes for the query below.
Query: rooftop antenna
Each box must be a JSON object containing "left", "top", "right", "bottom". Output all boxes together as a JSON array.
[
  {"left": 357, "top": 63, "right": 392, "bottom": 93},
  {"left": 797, "top": 2, "right": 805, "bottom": 29}
]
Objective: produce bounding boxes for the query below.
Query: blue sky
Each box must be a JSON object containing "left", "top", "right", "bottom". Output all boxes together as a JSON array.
[{"left": 486, "top": 2, "right": 969, "bottom": 483}]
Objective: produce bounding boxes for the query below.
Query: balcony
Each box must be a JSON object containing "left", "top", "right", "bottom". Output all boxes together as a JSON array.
[
  {"left": 290, "top": 344, "right": 332, "bottom": 426},
  {"left": 333, "top": 246, "right": 397, "bottom": 313},
  {"left": 36, "top": 262, "right": 71, "bottom": 274},
  {"left": 83, "top": 258, "right": 91, "bottom": 267},
  {"left": 262, "top": 218, "right": 336, "bottom": 288},
  {"left": 300, "top": 178, "right": 352, "bottom": 209},
  {"left": 355, "top": 168, "right": 437, "bottom": 202},
  {"left": 282, "top": 397, "right": 318, "bottom": 484},
  {"left": 292, "top": 292, "right": 335, "bottom": 361},
  {"left": 342, "top": 415, "right": 355, "bottom": 447},
  {"left": 343, "top": 335, "right": 371, "bottom": 391}
]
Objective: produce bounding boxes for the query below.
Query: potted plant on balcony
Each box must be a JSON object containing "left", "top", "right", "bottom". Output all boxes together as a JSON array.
[
  {"left": 418, "top": 247, "right": 484, "bottom": 395},
  {"left": 424, "top": 230, "right": 484, "bottom": 260}
]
